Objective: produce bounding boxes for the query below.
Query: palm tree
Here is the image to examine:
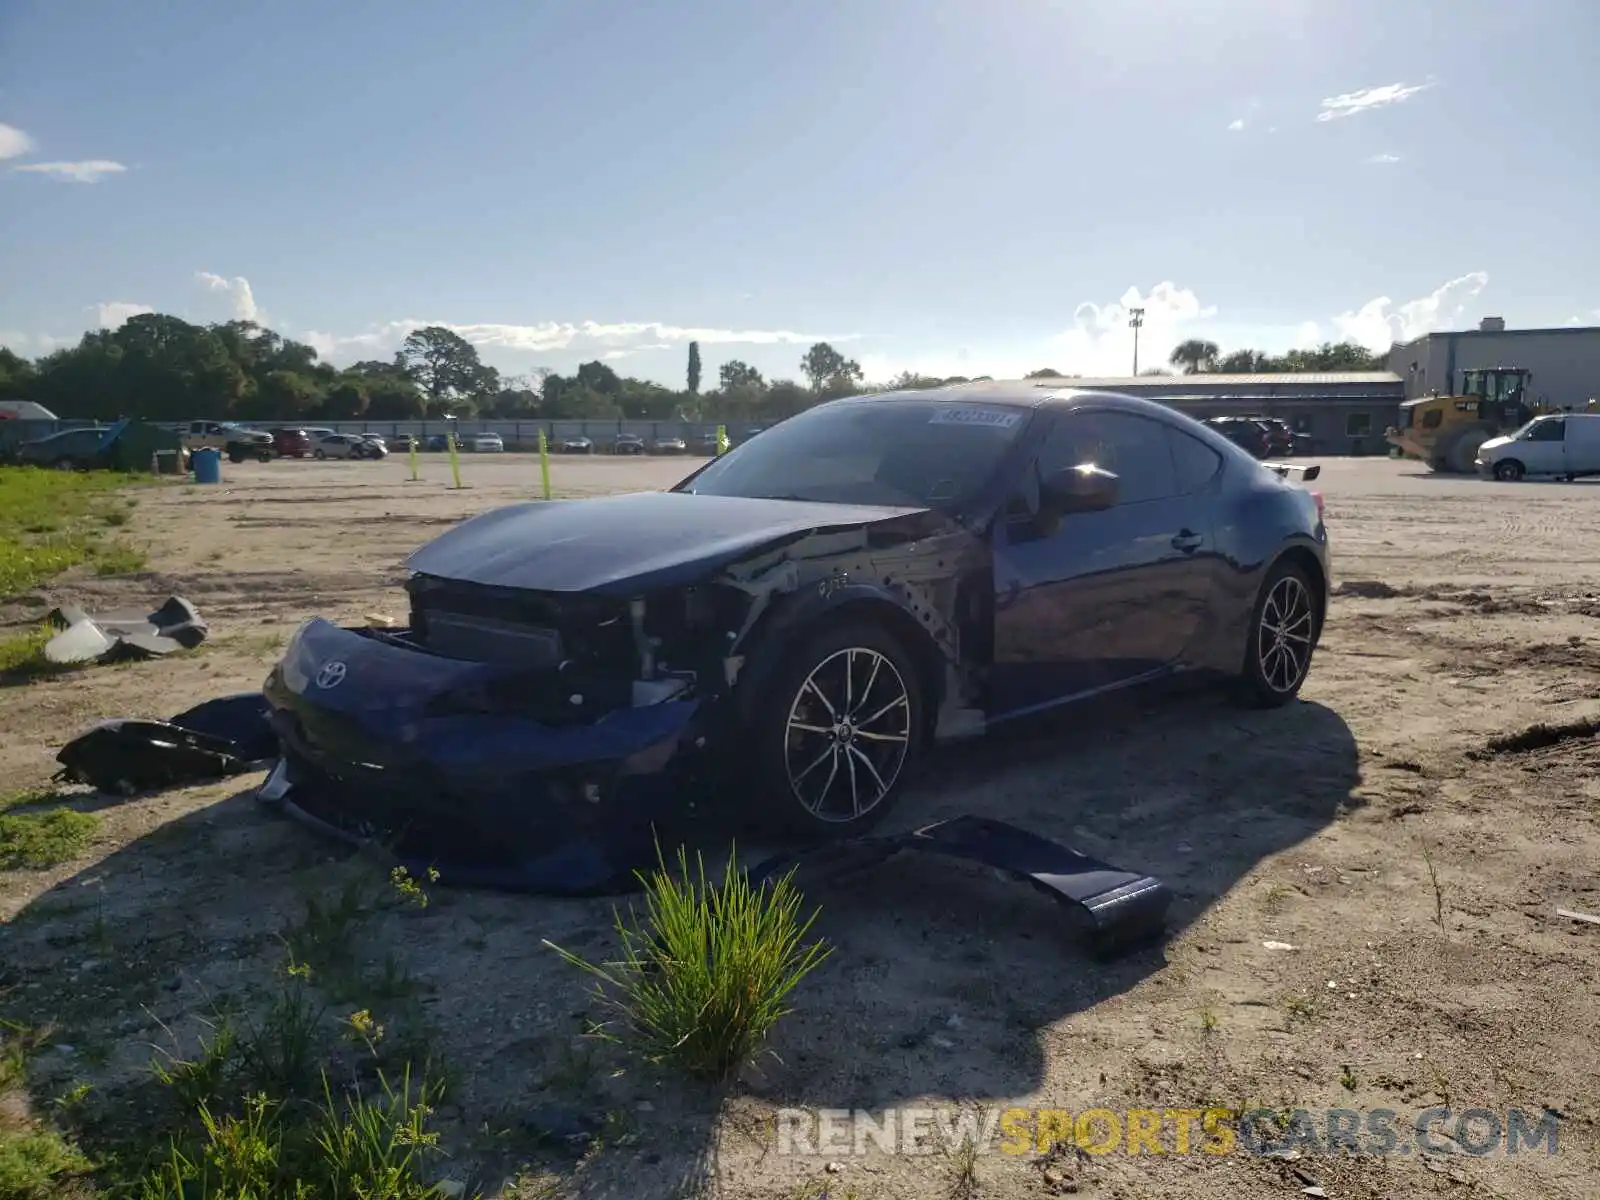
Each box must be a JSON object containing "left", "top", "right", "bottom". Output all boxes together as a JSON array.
[{"left": 1168, "top": 339, "right": 1221, "bottom": 374}]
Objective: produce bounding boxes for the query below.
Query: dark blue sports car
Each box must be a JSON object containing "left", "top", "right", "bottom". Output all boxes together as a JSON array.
[{"left": 261, "top": 383, "right": 1328, "bottom": 889}]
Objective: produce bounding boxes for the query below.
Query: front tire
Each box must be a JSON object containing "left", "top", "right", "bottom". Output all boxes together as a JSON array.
[
  {"left": 1238, "top": 560, "right": 1319, "bottom": 708},
  {"left": 1493, "top": 459, "right": 1525, "bottom": 482},
  {"left": 749, "top": 621, "right": 925, "bottom": 837}
]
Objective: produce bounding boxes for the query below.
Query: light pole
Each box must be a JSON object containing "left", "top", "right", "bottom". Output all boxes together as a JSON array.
[{"left": 1128, "top": 307, "right": 1146, "bottom": 376}]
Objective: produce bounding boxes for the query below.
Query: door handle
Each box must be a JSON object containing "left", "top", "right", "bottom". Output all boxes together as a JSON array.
[{"left": 1171, "top": 530, "right": 1203, "bottom": 552}]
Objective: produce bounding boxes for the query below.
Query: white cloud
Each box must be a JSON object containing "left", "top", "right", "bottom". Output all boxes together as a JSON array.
[
  {"left": 195, "top": 272, "right": 260, "bottom": 322},
  {"left": 94, "top": 301, "right": 155, "bottom": 329},
  {"left": 1330, "top": 271, "right": 1489, "bottom": 351},
  {"left": 1316, "top": 82, "right": 1432, "bottom": 122},
  {"left": 12, "top": 159, "right": 127, "bottom": 183},
  {"left": 1050, "top": 282, "right": 1218, "bottom": 376},
  {"left": 1367, "top": 153, "right": 1402, "bottom": 164},
  {"left": 1227, "top": 118, "right": 1246, "bottom": 132},
  {"left": 0, "top": 123, "right": 35, "bottom": 160},
  {"left": 0, "top": 329, "right": 74, "bottom": 355},
  {"left": 305, "top": 317, "right": 856, "bottom": 364}
]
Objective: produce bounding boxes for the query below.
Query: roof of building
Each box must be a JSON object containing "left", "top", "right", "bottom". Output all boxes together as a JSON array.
[
  {"left": 1024, "top": 372, "right": 1403, "bottom": 388},
  {"left": 1392, "top": 323, "right": 1600, "bottom": 349}
]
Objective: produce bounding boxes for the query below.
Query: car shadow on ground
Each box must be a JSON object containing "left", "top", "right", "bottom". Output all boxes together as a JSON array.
[{"left": 2, "top": 681, "right": 1358, "bottom": 1198}]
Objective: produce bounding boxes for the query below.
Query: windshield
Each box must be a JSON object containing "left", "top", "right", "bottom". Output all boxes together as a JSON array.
[{"left": 676, "top": 398, "right": 1031, "bottom": 511}]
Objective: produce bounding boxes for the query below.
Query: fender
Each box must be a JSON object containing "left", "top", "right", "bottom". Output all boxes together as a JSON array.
[{"left": 730, "top": 578, "right": 949, "bottom": 724}]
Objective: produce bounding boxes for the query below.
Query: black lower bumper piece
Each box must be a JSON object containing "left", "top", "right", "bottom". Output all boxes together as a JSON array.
[
  {"left": 749, "top": 815, "right": 1173, "bottom": 957},
  {"left": 54, "top": 693, "right": 277, "bottom": 795}
]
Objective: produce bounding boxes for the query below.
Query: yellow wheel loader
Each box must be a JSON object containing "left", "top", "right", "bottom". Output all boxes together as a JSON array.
[{"left": 1385, "top": 368, "right": 1555, "bottom": 473}]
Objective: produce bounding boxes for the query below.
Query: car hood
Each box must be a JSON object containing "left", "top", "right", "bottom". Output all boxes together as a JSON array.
[
  {"left": 1478, "top": 435, "right": 1513, "bottom": 454},
  {"left": 404, "top": 490, "right": 933, "bottom": 595}
]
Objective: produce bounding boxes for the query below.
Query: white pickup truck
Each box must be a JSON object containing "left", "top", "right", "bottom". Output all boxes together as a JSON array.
[{"left": 181, "top": 420, "right": 275, "bottom": 462}]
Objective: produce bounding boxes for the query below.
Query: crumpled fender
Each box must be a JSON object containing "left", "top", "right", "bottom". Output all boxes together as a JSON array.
[
  {"left": 748, "top": 815, "right": 1173, "bottom": 957},
  {"left": 730, "top": 579, "right": 942, "bottom": 723}
]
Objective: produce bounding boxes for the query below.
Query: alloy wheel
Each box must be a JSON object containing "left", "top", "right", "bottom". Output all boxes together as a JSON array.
[
  {"left": 1257, "top": 575, "right": 1314, "bottom": 694},
  {"left": 783, "top": 647, "right": 912, "bottom": 822}
]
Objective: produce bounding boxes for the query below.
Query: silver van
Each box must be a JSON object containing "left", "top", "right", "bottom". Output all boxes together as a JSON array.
[{"left": 1475, "top": 412, "right": 1600, "bottom": 481}]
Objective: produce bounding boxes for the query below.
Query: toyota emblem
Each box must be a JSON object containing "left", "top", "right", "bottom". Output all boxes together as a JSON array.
[{"left": 314, "top": 661, "right": 348, "bottom": 689}]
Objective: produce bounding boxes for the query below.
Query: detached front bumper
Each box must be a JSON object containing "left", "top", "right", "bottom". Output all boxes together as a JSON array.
[{"left": 259, "top": 618, "right": 707, "bottom": 894}]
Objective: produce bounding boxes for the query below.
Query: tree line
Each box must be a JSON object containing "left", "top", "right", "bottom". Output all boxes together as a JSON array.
[{"left": 0, "top": 310, "right": 1388, "bottom": 424}]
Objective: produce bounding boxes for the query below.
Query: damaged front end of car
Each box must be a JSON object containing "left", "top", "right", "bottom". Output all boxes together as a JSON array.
[{"left": 258, "top": 495, "right": 989, "bottom": 894}]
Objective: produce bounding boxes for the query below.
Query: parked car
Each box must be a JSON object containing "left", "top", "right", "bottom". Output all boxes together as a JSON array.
[
  {"left": 613, "top": 433, "right": 646, "bottom": 455},
  {"left": 261, "top": 384, "right": 1328, "bottom": 862},
  {"left": 358, "top": 434, "right": 389, "bottom": 456},
  {"left": 1242, "top": 416, "right": 1297, "bottom": 457},
  {"left": 182, "top": 420, "right": 275, "bottom": 463},
  {"left": 695, "top": 431, "right": 722, "bottom": 455},
  {"left": 271, "top": 428, "right": 312, "bottom": 458},
  {"left": 559, "top": 435, "right": 594, "bottom": 454},
  {"left": 471, "top": 432, "right": 505, "bottom": 453},
  {"left": 15, "top": 426, "right": 111, "bottom": 469},
  {"left": 313, "top": 432, "right": 383, "bottom": 460},
  {"left": 1203, "top": 417, "right": 1272, "bottom": 459},
  {"left": 652, "top": 435, "right": 687, "bottom": 454},
  {"left": 391, "top": 434, "right": 418, "bottom": 451}
]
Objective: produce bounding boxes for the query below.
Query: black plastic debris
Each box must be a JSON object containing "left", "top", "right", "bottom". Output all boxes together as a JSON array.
[
  {"left": 44, "top": 595, "right": 209, "bottom": 665},
  {"left": 749, "top": 815, "right": 1174, "bottom": 958},
  {"left": 55, "top": 693, "right": 277, "bottom": 795}
]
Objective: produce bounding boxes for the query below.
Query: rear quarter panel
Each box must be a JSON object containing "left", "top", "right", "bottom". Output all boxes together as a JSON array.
[{"left": 1190, "top": 453, "right": 1327, "bottom": 672}]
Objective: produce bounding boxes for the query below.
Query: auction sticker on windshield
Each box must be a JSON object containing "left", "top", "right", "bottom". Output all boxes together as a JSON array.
[{"left": 929, "top": 408, "right": 1023, "bottom": 428}]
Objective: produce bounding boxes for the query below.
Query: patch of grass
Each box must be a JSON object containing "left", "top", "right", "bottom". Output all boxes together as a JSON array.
[
  {"left": 0, "top": 806, "right": 98, "bottom": 870},
  {"left": 0, "top": 1022, "right": 94, "bottom": 1200},
  {"left": 0, "top": 626, "right": 64, "bottom": 682},
  {"left": 0, "top": 466, "right": 138, "bottom": 596},
  {"left": 545, "top": 842, "right": 833, "bottom": 1081},
  {"left": 90, "top": 539, "right": 145, "bottom": 576},
  {"left": 0, "top": 1125, "right": 92, "bottom": 1199}
]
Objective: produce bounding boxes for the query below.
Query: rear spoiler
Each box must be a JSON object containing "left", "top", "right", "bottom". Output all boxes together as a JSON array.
[{"left": 1263, "top": 461, "right": 1321, "bottom": 482}]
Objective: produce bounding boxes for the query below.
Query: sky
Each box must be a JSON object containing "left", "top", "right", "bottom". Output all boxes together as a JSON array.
[{"left": 2, "top": 0, "right": 1598, "bottom": 390}]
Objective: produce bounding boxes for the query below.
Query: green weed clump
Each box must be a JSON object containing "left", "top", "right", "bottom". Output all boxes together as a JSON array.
[
  {"left": 546, "top": 843, "right": 832, "bottom": 1081},
  {"left": 0, "top": 805, "right": 98, "bottom": 870}
]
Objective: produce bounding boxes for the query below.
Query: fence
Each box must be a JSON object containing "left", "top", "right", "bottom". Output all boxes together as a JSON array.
[{"left": 0, "top": 417, "right": 760, "bottom": 456}]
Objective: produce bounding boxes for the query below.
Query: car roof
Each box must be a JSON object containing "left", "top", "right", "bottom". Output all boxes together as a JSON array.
[{"left": 822, "top": 380, "right": 1189, "bottom": 424}]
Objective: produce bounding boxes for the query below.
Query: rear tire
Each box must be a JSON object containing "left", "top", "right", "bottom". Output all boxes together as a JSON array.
[
  {"left": 1236, "top": 559, "right": 1319, "bottom": 709},
  {"left": 748, "top": 620, "right": 926, "bottom": 838},
  {"left": 314, "top": 449, "right": 326, "bottom": 460}
]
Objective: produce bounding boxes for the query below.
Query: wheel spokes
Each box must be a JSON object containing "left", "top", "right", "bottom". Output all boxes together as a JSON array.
[{"left": 783, "top": 646, "right": 913, "bottom": 821}]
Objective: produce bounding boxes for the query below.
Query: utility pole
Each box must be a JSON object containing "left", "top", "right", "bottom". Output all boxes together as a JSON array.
[{"left": 1128, "top": 307, "right": 1145, "bottom": 376}]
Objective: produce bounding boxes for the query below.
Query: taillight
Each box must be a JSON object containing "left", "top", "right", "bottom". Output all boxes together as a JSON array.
[{"left": 1310, "top": 490, "right": 1325, "bottom": 519}]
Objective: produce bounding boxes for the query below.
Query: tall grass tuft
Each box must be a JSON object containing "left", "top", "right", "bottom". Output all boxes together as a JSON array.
[{"left": 545, "top": 842, "right": 832, "bottom": 1081}]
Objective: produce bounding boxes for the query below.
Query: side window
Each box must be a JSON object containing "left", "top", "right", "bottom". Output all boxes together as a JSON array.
[
  {"left": 1167, "top": 427, "right": 1223, "bottom": 494},
  {"left": 1528, "top": 419, "right": 1565, "bottom": 442},
  {"left": 1034, "top": 411, "right": 1180, "bottom": 506}
]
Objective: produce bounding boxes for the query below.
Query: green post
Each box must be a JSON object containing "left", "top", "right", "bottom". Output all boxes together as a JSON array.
[
  {"left": 538, "top": 429, "right": 552, "bottom": 500},
  {"left": 716, "top": 424, "right": 729, "bottom": 455},
  {"left": 408, "top": 435, "right": 420, "bottom": 482},
  {"left": 447, "top": 431, "right": 462, "bottom": 489}
]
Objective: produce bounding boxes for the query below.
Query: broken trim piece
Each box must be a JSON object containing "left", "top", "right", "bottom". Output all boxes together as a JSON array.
[
  {"left": 44, "top": 595, "right": 210, "bottom": 664},
  {"left": 748, "top": 814, "right": 1174, "bottom": 957}
]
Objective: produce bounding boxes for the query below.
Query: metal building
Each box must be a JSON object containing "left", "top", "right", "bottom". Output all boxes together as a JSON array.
[
  {"left": 1026, "top": 372, "right": 1405, "bottom": 456},
  {"left": 1387, "top": 318, "right": 1600, "bottom": 410}
]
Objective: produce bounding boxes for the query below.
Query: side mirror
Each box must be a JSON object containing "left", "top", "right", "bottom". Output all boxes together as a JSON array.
[{"left": 1039, "top": 463, "right": 1119, "bottom": 517}]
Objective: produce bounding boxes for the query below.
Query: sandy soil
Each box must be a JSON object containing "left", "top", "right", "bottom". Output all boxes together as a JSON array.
[{"left": 2, "top": 451, "right": 1599, "bottom": 1199}]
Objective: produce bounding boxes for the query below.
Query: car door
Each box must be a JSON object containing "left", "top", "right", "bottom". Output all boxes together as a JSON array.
[
  {"left": 988, "top": 408, "right": 1214, "bottom": 719},
  {"left": 1518, "top": 416, "right": 1565, "bottom": 474}
]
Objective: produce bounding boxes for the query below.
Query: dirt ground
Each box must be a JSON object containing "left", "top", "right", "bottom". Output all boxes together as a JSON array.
[{"left": 2, "top": 451, "right": 1599, "bottom": 1199}]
